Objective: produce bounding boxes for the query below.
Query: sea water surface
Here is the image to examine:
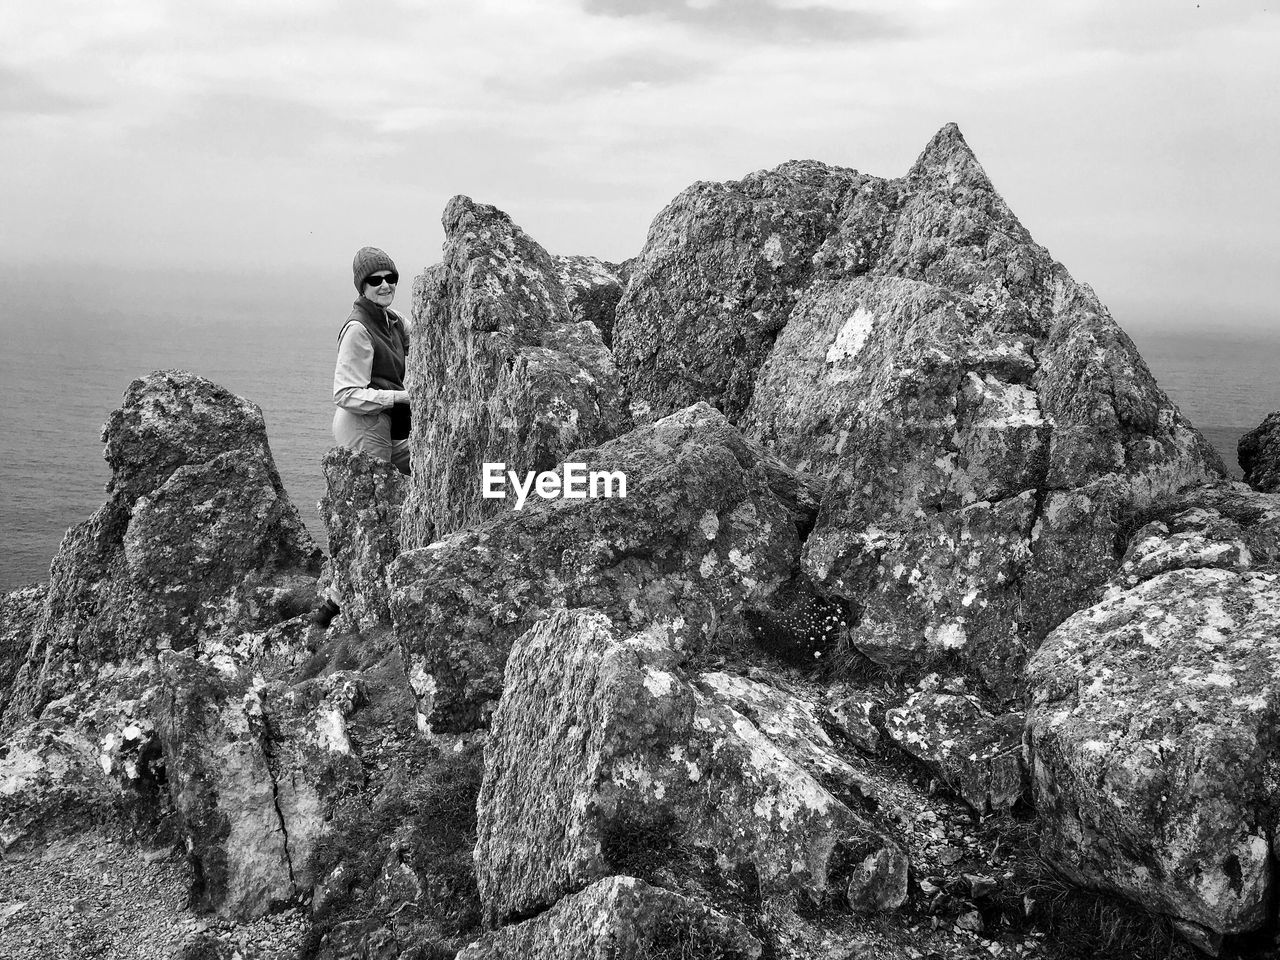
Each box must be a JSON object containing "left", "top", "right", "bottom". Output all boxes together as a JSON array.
[{"left": 1, "top": 268, "right": 1277, "bottom": 592}]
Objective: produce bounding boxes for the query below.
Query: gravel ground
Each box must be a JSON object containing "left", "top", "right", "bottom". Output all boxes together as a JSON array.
[{"left": 0, "top": 826, "right": 307, "bottom": 960}]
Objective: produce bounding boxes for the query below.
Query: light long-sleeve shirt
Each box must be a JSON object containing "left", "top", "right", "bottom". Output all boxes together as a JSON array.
[{"left": 332, "top": 310, "right": 413, "bottom": 413}]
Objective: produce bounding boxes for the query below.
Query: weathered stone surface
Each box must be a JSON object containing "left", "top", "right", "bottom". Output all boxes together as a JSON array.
[
  {"left": 401, "top": 196, "right": 631, "bottom": 548},
  {"left": 1239, "top": 412, "right": 1280, "bottom": 493},
  {"left": 3, "top": 372, "right": 321, "bottom": 728},
  {"left": 0, "top": 719, "right": 108, "bottom": 851},
  {"left": 317, "top": 446, "right": 407, "bottom": 630},
  {"left": 614, "top": 158, "right": 887, "bottom": 423},
  {"left": 826, "top": 689, "right": 882, "bottom": 754},
  {"left": 457, "top": 876, "right": 762, "bottom": 960},
  {"left": 473, "top": 610, "right": 906, "bottom": 926},
  {"left": 884, "top": 686, "right": 1025, "bottom": 814},
  {"left": 1026, "top": 566, "right": 1280, "bottom": 935},
  {"left": 389, "top": 402, "right": 820, "bottom": 734},
  {"left": 555, "top": 254, "right": 629, "bottom": 348},
  {"left": 736, "top": 127, "right": 1223, "bottom": 695},
  {"left": 696, "top": 671, "right": 876, "bottom": 807},
  {"left": 156, "top": 652, "right": 362, "bottom": 919},
  {"left": 0, "top": 585, "right": 45, "bottom": 721}
]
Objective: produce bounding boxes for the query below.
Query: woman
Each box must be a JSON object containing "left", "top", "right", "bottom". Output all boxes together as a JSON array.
[
  {"left": 332, "top": 245, "right": 413, "bottom": 473},
  {"left": 311, "top": 246, "right": 412, "bottom": 628}
]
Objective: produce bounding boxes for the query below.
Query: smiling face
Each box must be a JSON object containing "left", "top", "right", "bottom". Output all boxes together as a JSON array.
[{"left": 364, "top": 270, "right": 397, "bottom": 308}]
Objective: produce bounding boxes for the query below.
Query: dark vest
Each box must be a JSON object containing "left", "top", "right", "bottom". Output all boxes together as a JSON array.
[{"left": 340, "top": 298, "right": 411, "bottom": 439}]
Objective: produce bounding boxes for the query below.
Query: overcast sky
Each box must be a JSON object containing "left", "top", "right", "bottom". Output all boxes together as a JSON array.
[{"left": 2, "top": 0, "right": 1276, "bottom": 331}]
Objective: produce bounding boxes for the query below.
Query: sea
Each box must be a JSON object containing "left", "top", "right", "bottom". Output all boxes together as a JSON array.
[{"left": 1, "top": 267, "right": 1276, "bottom": 593}]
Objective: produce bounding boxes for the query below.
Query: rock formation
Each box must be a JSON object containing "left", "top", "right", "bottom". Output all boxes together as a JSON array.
[
  {"left": 400, "top": 196, "right": 631, "bottom": 549},
  {"left": 1239, "top": 411, "right": 1280, "bottom": 493},
  {"left": 389, "top": 402, "right": 821, "bottom": 735},
  {"left": 2, "top": 126, "right": 1271, "bottom": 959},
  {"left": 317, "top": 446, "right": 407, "bottom": 631},
  {"left": 2, "top": 371, "right": 322, "bottom": 730}
]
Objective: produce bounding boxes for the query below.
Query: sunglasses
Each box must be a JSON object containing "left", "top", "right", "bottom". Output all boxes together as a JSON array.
[{"left": 365, "top": 273, "right": 398, "bottom": 287}]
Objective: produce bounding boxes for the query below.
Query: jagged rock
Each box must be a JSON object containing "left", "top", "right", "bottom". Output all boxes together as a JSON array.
[
  {"left": 1239, "top": 412, "right": 1280, "bottom": 493},
  {"left": 1026, "top": 566, "right": 1280, "bottom": 936},
  {"left": 0, "top": 585, "right": 44, "bottom": 720},
  {"left": 0, "top": 720, "right": 108, "bottom": 850},
  {"left": 884, "top": 687, "right": 1025, "bottom": 814},
  {"left": 613, "top": 158, "right": 889, "bottom": 423},
  {"left": 400, "top": 196, "right": 631, "bottom": 548},
  {"left": 695, "top": 671, "right": 876, "bottom": 807},
  {"left": 473, "top": 609, "right": 907, "bottom": 926},
  {"left": 389, "top": 402, "right": 821, "bottom": 734},
  {"left": 1112, "top": 484, "right": 1280, "bottom": 590},
  {"left": 555, "top": 254, "right": 629, "bottom": 348},
  {"left": 317, "top": 447, "right": 407, "bottom": 630},
  {"left": 156, "top": 652, "right": 362, "bottom": 919},
  {"left": 457, "top": 876, "right": 761, "bottom": 960},
  {"left": 4, "top": 372, "right": 321, "bottom": 728},
  {"left": 826, "top": 690, "right": 882, "bottom": 754},
  {"left": 735, "top": 126, "right": 1223, "bottom": 695}
]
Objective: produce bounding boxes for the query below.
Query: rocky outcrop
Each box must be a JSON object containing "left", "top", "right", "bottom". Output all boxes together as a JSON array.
[
  {"left": 156, "top": 652, "right": 363, "bottom": 919},
  {"left": 3, "top": 372, "right": 321, "bottom": 728},
  {"left": 732, "top": 126, "right": 1223, "bottom": 696},
  {"left": 457, "top": 876, "right": 762, "bottom": 960},
  {"left": 473, "top": 610, "right": 906, "bottom": 928},
  {"left": 613, "top": 159, "right": 888, "bottom": 423},
  {"left": 400, "top": 197, "right": 631, "bottom": 549},
  {"left": 317, "top": 446, "right": 407, "bottom": 630},
  {"left": 1026, "top": 565, "right": 1280, "bottom": 938},
  {"left": 0, "top": 585, "right": 44, "bottom": 720},
  {"left": 0, "top": 719, "right": 108, "bottom": 851},
  {"left": 1239, "top": 412, "right": 1280, "bottom": 493},
  {"left": 388, "top": 402, "right": 821, "bottom": 735},
  {"left": 884, "top": 683, "right": 1025, "bottom": 814}
]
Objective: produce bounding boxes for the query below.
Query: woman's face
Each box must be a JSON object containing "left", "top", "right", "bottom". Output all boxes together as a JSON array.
[{"left": 364, "top": 271, "right": 397, "bottom": 307}]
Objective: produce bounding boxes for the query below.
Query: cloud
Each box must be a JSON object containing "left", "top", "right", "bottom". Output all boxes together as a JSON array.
[
  {"left": 0, "top": 66, "right": 97, "bottom": 117},
  {"left": 581, "top": 0, "right": 905, "bottom": 44}
]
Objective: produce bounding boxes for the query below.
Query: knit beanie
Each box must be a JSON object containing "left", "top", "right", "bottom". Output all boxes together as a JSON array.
[{"left": 352, "top": 246, "right": 398, "bottom": 293}]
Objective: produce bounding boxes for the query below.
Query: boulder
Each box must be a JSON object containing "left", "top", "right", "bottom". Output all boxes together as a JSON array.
[
  {"left": 317, "top": 446, "right": 408, "bottom": 630},
  {"left": 400, "top": 196, "right": 631, "bottom": 549},
  {"left": 456, "top": 876, "right": 762, "bottom": 960},
  {"left": 883, "top": 685, "right": 1025, "bottom": 814},
  {"left": 1026, "top": 566, "right": 1280, "bottom": 936},
  {"left": 613, "top": 158, "right": 887, "bottom": 423},
  {"left": 3, "top": 372, "right": 321, "bottom": 728},
  {"left": 472, "top": 609, "right": 907, "bottom": 926},
  {"left": 0, "top": 584, "right": 45, "bottom": 722},
  {"left": 0, "top": 719, "right": 108, "bottom": 851},
  {"left": 156, "top": 652, "right": 362, "bottom": 919},
  {"left": 1238, "top": 412, "right": 1280, "bottom": 493},
  {"left": 388, "top": 402, "right": 821, "bottom": 734},
  {"left": 737, "top": 127, "right": 1223, "bottom": 695}
]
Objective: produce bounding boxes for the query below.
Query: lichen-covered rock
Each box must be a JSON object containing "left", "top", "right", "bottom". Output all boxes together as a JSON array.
[
  {"left": 613, "top": 158, "right": 885, "bottom": 423},
  {"left": 389, "top": 402, "right": 821, "bottom": 734},
  {"left": 1238, "top": 412, "right": 1280, "bottom": 493},
  {"left": 473, "top": 610, "right": 907, "bottom": 927},
  {"left": 695, "top": 671, "right": 876, "bottom": 807},
  {"left": 0, "top": 719, "right": 108, "bottom": 851},
  {"left": 400, "top": 196, "right": 631, "bottom": 548},
  {"left": 317, "top": 446, "right": 407, "bottom": 630},
  {"left": 3, "top": 372, "right": 321, "bottom": 728},
  {"left": 1026, "top": 566, "right": 1280, "bottom": 936},
  {"left": 556, "top": 254, "right": 629, "bottom": 348},
  {"left": 884, "top": 686, "right": 1025, "bottom": 814},
  {"left": 736, "top": 127, "right": 1223, "bottom": 695},
  {"left": 0, "top": 584, "right": 45, "bottom": 721},
  {"left": 457, "top": 876, "right": 762, "bottom": 960},
  {"left": 156, "top": 652, "right": 363, "bottom": 919}
]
